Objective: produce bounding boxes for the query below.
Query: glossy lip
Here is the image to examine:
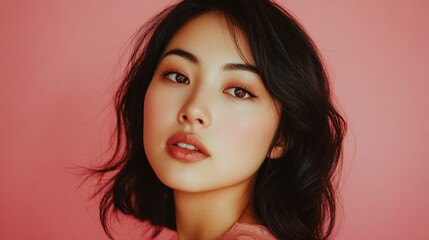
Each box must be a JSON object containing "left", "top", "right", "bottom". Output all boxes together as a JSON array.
[{"left": 166, "top": 132, "right": 210, "bottom": 162}]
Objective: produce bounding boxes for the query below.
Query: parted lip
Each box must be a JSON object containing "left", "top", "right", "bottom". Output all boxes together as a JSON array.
[{"left": 166, "top": 131, "right": 210, "bottom": 156}]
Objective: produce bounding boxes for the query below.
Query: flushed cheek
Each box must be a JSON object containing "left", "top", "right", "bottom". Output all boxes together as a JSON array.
[
  {"left": 144, "top": 83, "right": 182, "bottom": 126},
  {"left": 214, "top": 112, "right": 278, "bottom": 161},
  {"left": 143, "top": 84, "right": 178, "bottom": 152}
]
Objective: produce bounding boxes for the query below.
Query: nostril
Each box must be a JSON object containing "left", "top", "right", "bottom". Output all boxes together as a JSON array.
[{"left": 178, "top": 113, "right": 206, "bottom": 125}]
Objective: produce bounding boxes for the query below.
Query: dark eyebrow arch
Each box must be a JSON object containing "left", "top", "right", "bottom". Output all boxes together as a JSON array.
[
  {"left": 161, "top": 48, "right": 259, "bottom": 75},
  {"left": 161, "top": 48, "right": 198, "bottom": 64},
  {"left": 223, "top": 63, "right": 259, "bottom": 75}
]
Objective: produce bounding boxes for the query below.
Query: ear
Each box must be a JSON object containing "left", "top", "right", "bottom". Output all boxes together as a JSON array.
[{"left": 269, "top": 135, "right": 286, "bottom": 159}]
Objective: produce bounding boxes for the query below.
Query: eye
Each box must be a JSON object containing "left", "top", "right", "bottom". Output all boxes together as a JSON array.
[
  {"left": 224, "top": 87, "right": 256, "bottom": 99},
  {"left": 162, "top": 71, "right": 189, "bottom": 84}
]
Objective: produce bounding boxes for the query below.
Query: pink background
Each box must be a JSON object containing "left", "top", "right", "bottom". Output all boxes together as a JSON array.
[{"left": 1, "top": 0, "right": 428, "bottom": 239}]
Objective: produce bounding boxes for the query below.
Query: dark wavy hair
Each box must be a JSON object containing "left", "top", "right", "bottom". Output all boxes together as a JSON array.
[{"left": 89, "top": 0, "right": 346, "bottom": 239}]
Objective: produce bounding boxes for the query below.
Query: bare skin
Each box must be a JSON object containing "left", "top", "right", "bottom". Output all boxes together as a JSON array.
[{"left": 174, "top": 177, "right": 259, "bottom": 239}]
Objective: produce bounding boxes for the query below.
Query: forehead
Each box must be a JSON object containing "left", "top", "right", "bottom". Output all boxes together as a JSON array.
[{"left": 162, "top": 12, "right": 254, "bottom": 65}]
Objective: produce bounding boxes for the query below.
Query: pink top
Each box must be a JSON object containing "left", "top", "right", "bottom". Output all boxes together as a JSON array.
[
  {"left": 219, "top": 222, "right": 277, "bottom": 240},
  {"left": 166, "top": 222, "right": 277, "bottom": 240}
]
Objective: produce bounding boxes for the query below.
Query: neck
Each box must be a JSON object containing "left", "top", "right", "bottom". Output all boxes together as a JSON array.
[{"left": 173, "top": 179, "right": 259, "bottom": 240}]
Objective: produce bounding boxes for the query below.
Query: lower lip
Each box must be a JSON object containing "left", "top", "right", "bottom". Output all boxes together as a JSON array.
[{"left": 166, "top": 145, "right": 208, "bottom": 162}]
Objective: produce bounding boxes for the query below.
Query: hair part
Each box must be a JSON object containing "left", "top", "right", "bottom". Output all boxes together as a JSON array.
[{"left": 89, "top": 0, "right": 347, "bottom": 239}]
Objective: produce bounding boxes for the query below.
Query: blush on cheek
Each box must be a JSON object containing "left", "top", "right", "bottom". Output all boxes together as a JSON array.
[
  {"left": 217, "top": 116, "right": 276, "bottom": 154},
  {"left": 143, "top": 84, "right": 168, "bottom": 145},
  {"left": 144, "top": 104, "right": 157, "bottom": 125},
  {"left": 144, "top": 84, "right": 171, "bottom": 125}
]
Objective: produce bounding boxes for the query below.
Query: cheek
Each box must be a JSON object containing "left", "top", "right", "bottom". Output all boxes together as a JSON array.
[
  {"left": 215, "top": 109, "right": 279, "bottom": 160},
  {"left": 143, "top": 83, "right": 174, "bottom": 148},
  {"left": 144, "top": 86, "right": 159, "bottom": 135},
  {"left": 144, "top": 88, "right": 158, "bottom": 125},
  {"left": 144, "top": 83, "right": 175, "bottom": 128}
]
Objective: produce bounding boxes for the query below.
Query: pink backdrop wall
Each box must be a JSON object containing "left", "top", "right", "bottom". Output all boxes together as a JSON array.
[{"left": 1, "top": 0, "right": 428, "bottom": 239}]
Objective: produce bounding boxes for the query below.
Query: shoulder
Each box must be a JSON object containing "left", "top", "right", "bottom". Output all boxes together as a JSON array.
[{"left": 219, "top": 222, "right": 277, "bottom": 240}]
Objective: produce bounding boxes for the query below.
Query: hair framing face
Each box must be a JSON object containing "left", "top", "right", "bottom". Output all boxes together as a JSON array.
[{"left": 90, "top": 0, "right": 347, "bottom": 239}]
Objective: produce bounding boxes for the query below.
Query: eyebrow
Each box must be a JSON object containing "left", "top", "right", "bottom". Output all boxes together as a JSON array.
[
  {"left": 161, "top": 48, "right": 259, "bottom": 74},
  {"left": 223, "top": 63, "right": 259, "bottom": 74},
  {"left": 161, "top": 48, "right": 198, "bottom": 64}
]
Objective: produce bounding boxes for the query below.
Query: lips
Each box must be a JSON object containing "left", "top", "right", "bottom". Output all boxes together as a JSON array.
[{"left": 166, "top": 132, "right": 210, "bottom": 162}]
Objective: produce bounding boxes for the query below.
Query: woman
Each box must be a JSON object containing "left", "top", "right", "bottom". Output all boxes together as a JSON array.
[{"left": 90, "top": 0, "right": 346, "bottom": 239}]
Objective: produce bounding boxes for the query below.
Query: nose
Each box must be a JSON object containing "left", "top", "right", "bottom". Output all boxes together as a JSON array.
[{"left": 177, "top": 91, "right": 211, "bottom": 127}]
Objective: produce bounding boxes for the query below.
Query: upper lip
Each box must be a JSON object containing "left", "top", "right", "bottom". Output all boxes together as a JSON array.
[{"left": 166, "top": 131, "right": 210, "bottom": 156}]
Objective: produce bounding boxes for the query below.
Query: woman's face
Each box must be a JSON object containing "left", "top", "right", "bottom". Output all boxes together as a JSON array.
[{"left": 143, "top": 13, "right": 281, "bottom": 193}]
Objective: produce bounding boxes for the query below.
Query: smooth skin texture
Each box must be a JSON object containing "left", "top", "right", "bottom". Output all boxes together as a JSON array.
[{"left": 143, "top": 13, "right": 283, "bottom": 239}]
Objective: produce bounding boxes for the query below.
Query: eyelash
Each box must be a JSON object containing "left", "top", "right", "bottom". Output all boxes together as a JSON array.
[
  {"left": 160, "top": 69, "right": 257, "bottom": 99},
  {"left": 224, "top": 85, "right": 256, "bottom": 99},
  {"left": 161, "top": 69, "right": 190, "bottom": 84}
]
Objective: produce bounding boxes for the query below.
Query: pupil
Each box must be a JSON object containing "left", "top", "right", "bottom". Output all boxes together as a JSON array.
[
  {"left": 176, "top": 74, "right": 186, "bottom": 83},
  {"left": 235, "top": 89, "right": 245, "bottom": 98}
]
